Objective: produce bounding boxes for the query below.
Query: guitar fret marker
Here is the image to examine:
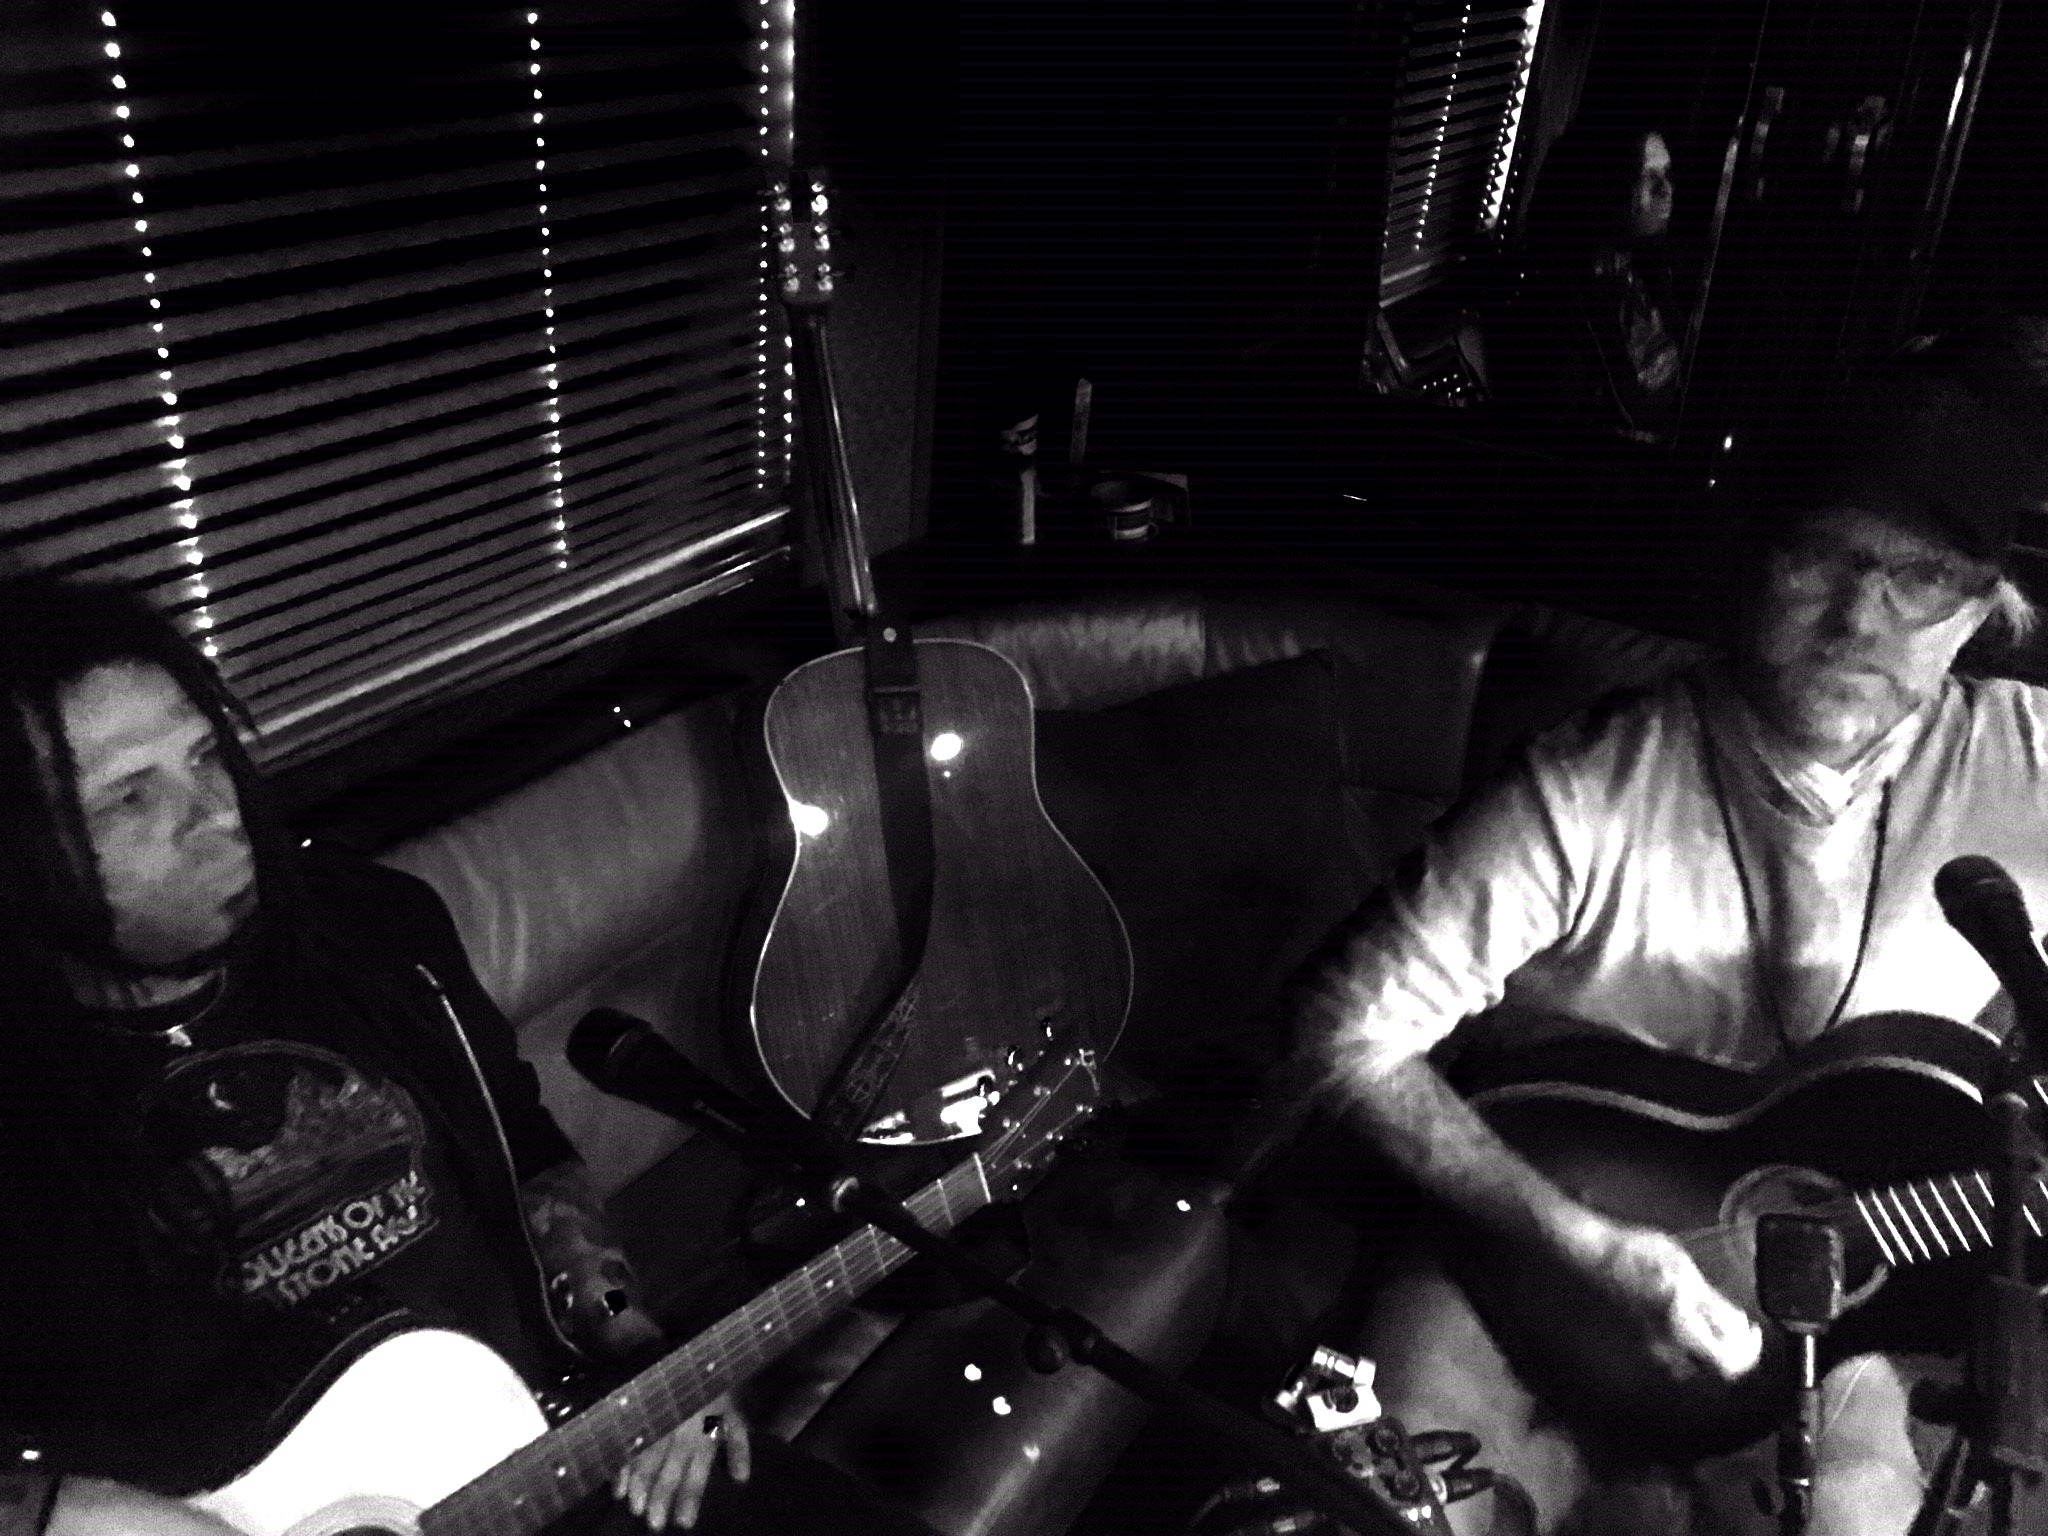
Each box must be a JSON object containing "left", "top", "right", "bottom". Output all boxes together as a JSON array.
[
  {"left": 1853, "top": 1189, "right": 1901, "bottom": 1267},
  {"left": 1883, "top": 1187, "right": 1931, "bottom": 1261},
  {"left": 1926, "top": 1182, "right": 1971, "bottom": 1251},
  {"left": 1905, "top": 1184, "right": 1951, "bottom": 1256},
  {"left": 1868, "top": 1186, "right": 1913, "bottom": 1261},
  {"left": 1950, "top": 1174, "right": 1993, "bottom": 1247},
  {"left": 385, "top": 1057, "right": 1093, "bottom": 1536}
]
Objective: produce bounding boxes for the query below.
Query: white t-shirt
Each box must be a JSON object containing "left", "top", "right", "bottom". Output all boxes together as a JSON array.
[{"left": 1322, "top": 662, "right": 2048, "bottom": 1075}]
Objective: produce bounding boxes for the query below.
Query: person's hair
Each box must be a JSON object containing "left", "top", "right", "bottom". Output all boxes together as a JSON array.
[
  {"left": 1909, "top": 314, "right": 2048, "bottom": 652},
  {"left": 0, "top": 573, "right": 295, "bottom": 1286},
  {"left": 1522, "top": 114, "right": 1664, "bottom": 260},
  {"left": 1984, "top": 576, "right": 2040, "bottom": 646},
  {"left": 1740, "top": 312, "right": 2048, "bottom": 565},
  {"left": 0, "top": 571, "right": 285, "bottom": 1007}
]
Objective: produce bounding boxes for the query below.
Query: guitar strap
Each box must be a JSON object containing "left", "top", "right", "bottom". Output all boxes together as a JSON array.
[
  {"left": 803, "top": 617, "right": 939, "bottom": 1146},
  {"left": 770, "top": 179, "right": 940, "bottom": 1149}
]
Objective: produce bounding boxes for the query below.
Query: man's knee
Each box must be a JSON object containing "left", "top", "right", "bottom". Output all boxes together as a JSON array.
[
  {"left": 1363, "top": 1252, "right": 1582, "bottom": 1535},
  {"left": 1809, "top": 1354, "right": 1921, "bottom": 1536}
]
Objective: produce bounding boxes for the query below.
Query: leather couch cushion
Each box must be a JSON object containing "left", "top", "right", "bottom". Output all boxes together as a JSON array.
[
  {"left": 1034, "top": 650, "right": 1365, "bottom": 1085},
  {"left": 928, "top": 587, "right": 1499, "bottom": 806},
  {"left": 1466, "top": 601, "right": 1710, "bottom": 787},
  {"left": 382, "top": 693, "right": 759, "bottom": 1198}
]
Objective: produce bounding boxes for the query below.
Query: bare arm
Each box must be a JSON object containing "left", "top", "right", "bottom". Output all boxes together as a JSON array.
[
  {"left": 1326, "top": 1047, "right": 1610, "bottom": 1264},
  {"left": 1322, "top": 1044, "right": 1762, "bottom": 1381},
  {"left": 1299, "top": 719, "right": 1760, "bottom": 1378}
]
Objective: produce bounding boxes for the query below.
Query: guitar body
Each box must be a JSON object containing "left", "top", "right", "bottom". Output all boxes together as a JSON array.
[
  {"left": 190, "top": 1329, "right": 546, "bottom": 1536},
  {"left": 745, "top": 638, "right": 1130, "bottom": 1141},
  {"left": 178, "top": 1053, "right": 1100, "bottom": 1535},
  {"left": 1454, "top": 1014, "right": 2001, "bottom": 1458}
]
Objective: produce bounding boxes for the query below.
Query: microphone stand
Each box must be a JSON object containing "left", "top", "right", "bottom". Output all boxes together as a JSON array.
[
  {"left": 582, "top": 1021, "right": 1418, "bottom": 1536},
  {"left": 1912, "top": 1028, "right": 2048, "bottom": 1533},
  {"left": 1755, "top": 1212, "right": 1846, "bottom": 1536}
]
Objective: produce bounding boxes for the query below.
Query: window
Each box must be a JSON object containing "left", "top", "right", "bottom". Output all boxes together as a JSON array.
[
  {"left": 0, "top": 0, "right": 795, "bottom": 767},
  {"left": 1377, "top": 0, "right": 1546, "bottom": 307}
]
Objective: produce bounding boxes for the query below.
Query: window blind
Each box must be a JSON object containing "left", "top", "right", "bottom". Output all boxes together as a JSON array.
[
  {"left": 0, "top": 0, "right": 795, "bottom": 768},
  {"left": 1377, "top": 0, "right": 1545, "bottom": 306}
]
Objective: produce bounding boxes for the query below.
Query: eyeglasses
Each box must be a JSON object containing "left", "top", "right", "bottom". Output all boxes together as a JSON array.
[{"left": 1771, "top": 541, "right": 1998, "bottom": 628}]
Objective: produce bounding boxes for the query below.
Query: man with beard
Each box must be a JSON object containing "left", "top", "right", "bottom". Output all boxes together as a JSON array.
[
  {"left": 0, "top": 576, "right": 747, "bottom": 1534},
  {"left": 1303, "top": 317, "right": 2048, "bottom": 1535}
]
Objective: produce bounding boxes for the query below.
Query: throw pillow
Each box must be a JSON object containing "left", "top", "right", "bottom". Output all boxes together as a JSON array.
[{"left": 1032, "top": 649, "right": 1363, "bottom": 1088}]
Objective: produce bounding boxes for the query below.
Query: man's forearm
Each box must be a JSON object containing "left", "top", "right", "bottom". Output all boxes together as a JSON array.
[
  {"left": 1323, "top": 1042, "right": 1767, "bottom": 1381},
  {"left": 1324, "top": 1048, "right": 1606, "bottom": 1264},
  {"left": 519, "top": 1162, "right": 614, "bottom": 1251}
]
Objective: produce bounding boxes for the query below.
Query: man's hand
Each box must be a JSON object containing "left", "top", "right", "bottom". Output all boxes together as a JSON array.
[
  {"left": 522, "top": 1163, "right": 664, "bottom": 1358},
  {"left": 1324, "top": 1052, "right": 1763, "bottom": 1382},
  {"left": 613, "top": 1393, "right": 752, "bottom": 1530},
  {"left": 543, "top": 1245, "right": 664, "bottom": 1359},
  {"left": 46, "top": 1477, "right": 245, "bottom": 1536},
  {"left": 1560, "top": 1211, "right": 1763, "bottom": 1381}
]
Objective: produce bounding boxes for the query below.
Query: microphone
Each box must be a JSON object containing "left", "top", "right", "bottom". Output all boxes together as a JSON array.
[
  {"left": 1933, "top": 855, "right": 2048, "bottom": 1041},
  {"left": 566, "top": 1009, "right": 833, "bottom": 1183}
]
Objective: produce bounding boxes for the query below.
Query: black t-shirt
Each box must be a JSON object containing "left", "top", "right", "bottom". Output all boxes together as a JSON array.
[{"left": 79, "top": 960, "right": 546, "bottom": 1390}]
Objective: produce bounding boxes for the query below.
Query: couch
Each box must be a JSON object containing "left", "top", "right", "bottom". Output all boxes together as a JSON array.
[{"left": 371, "top": 574, "right": 1705, "bottom": 1533}]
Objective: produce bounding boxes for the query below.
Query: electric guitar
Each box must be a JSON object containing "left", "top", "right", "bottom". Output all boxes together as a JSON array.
[
  {"left": 1450, "top": 1011, "right": 2031, "bottom": 1458},
  {"left": 186, "top": 1043, "right": 1101, "bottom": 1536}
]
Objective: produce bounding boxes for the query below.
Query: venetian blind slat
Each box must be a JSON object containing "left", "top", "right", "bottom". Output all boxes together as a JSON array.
[{"left": 0, "top": 0, "right": 789, "bottom": 763}]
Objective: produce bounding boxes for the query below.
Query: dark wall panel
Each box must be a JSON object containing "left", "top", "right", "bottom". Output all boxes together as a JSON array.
[{"left": 801, "top": 3, "right": 951, "bottom": 559}]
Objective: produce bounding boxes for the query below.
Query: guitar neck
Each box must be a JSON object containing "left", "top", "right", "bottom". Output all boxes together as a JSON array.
[
  {"left": 1847, "top": 1162, "right": 2046, "bottom": 1271},
  {"left": 776, "top": 171, "right": 879, "bottom": 637},
  {"left": 787, "top": 308, "right": 877, "bottom": 631},
  {"left": 421, "top": 1154, "right": 995, "bottom": 1536}
]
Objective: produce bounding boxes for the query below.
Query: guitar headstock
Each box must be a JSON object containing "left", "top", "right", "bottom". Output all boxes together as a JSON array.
[
  {"left": 977, "top": 1034, "right": 1103, "bottom": 1200},
  {"left": 772, "top": 170, "right": 836, "bottom": 313}
]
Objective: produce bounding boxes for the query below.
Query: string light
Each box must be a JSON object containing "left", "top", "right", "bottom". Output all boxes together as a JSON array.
[
  {"left": 754, "top": 0, "right": 795, "bottom": 487},
  {"left": 526, "top": 11, "right": 570, "bottom": 572},
  {"left": 1409, "top": 2, "right": 1473, "bottom": 252},
  {"left": 1482, "top": 0, "right": 1547, "bottom": 229},
  {"left": 103, "top": 10, "right": 219, "bottom": 658}
]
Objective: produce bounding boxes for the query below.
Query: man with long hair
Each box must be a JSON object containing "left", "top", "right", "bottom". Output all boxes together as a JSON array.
[
  {"left": 0, "top": 576, "right": 745, "bottom": 1534},
  {"left": 1496, "top": 114, "right": 1684, "bottom": 440}
]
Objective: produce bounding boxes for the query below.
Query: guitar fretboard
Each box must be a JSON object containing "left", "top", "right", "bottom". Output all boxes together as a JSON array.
[
  {"left": 419, "top": 1156, "right": 994, "bottom": 1536},
  {"left": 1849, "top": 1165, "right": 2047, "bottom": 1270}
]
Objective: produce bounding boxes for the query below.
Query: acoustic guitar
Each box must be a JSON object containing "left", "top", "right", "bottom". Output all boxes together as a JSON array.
[
  {"left": 738, "top": 174, "right": 1130, "bottom": 1146},
  {"left": 184, "top": 1045, "right": 1099, "bottom": 1535},
  {"left": 1447, "top": 1011, "right": 2030, "bottom": 1458}
]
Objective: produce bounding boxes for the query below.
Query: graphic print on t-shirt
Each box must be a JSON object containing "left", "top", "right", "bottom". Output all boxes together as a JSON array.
[{"left": 138, "top": 1040, "right": 439, "bottom": 1309}]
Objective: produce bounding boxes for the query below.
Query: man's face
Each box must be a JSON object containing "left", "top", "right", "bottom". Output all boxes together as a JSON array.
[
  {"left": 1629, "top": 132, "right": 1674, "bottom": 242},
  {"left": 1737, "top": 508, "right": 1998, "bottom": 766},
  {"left": 57, "top": 661, "right": 255, "bottom": 970}
]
